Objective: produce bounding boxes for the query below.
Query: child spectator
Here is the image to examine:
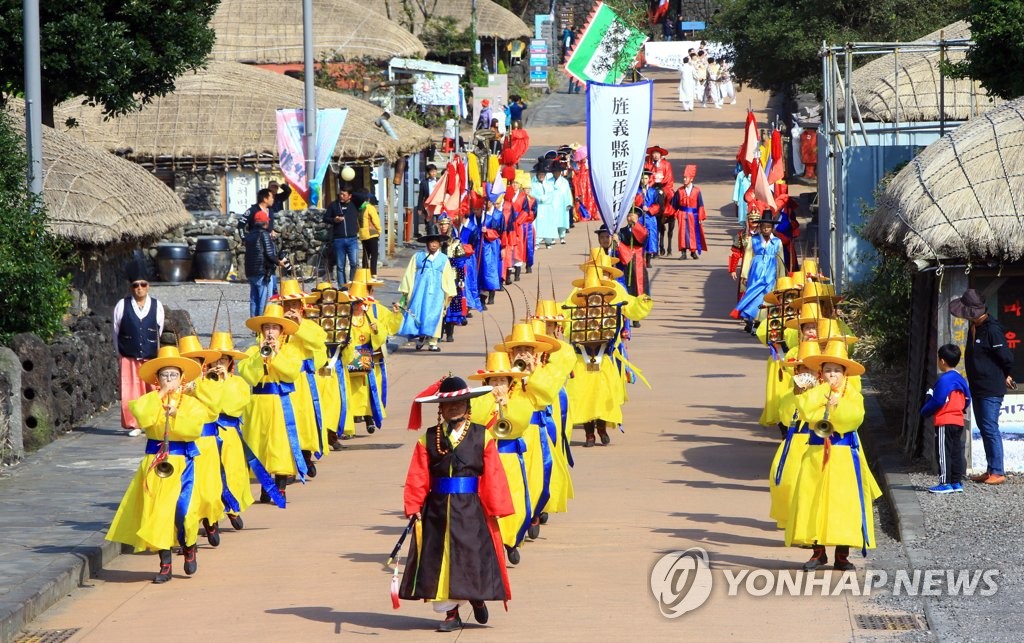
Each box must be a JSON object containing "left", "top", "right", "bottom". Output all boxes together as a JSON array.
[{"left": 920, "top": 344, "right": 972, "bottom": 494}]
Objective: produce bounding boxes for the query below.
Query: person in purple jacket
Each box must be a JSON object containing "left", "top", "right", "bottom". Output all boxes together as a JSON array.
[{"left": 921, "top": 344, "right": 971, "bottom": 494}]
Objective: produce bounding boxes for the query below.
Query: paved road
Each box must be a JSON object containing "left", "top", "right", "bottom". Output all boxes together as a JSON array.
[{"left": 5, "top": 71, "right": 929, "bottom": 642}]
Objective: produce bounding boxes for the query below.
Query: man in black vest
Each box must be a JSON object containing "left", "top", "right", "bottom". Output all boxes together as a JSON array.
[{"left": 111, "top": 266, "right": 165, "bottom": 436}]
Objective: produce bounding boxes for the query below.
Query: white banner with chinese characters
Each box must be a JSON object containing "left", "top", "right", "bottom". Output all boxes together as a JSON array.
[
  {"left": 412, "top": 73, "right": 461, "bottom": 106},
  {"left": 586, "top": 80, "right": 653, "bottom": 231}
]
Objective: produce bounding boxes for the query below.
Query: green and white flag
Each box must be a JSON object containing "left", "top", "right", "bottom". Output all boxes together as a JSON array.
[{"left": 564, "top": 2, "right": 649, "bottom": 85}]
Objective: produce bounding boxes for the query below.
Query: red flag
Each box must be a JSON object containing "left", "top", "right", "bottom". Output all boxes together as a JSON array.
[
  {"left": 650, "top": 0, "right": 669, "bottom": 24},
  {"left": 737, "top": 111, "right": 759, "bottom": 176},
  {"left": 766, "top": 129, "right": 785, "bottom": 184},
  {"left": 749, "top": 159, "right": 777, "bottom": 212}
]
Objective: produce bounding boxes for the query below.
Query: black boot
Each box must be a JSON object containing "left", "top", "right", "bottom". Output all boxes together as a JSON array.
[
  {"left": 596, "top": 421, "right": 611, "bottom": 445},
  {"left": 365, "top": 415, "right": 376, "bottom": 434},
  {"left": 443, "top": 322, "right": 454, "bottom": 343},
  {"left": 153, "top": 549, "right": 172, "bottom": 584},
  {"left": 183, "top": 545, "right": 198, "bottom": 575},
  {"left": 302, "top": 450, "right": 317, "bottom": 478},
  {"left": 803, "top": 545, "right": 828, "bottom": 571},
  {"left": 487, "top": 291, "right": 496, "bottom": 305},
  {"left": 437, "top": 607, "right": 463, "bottom": 632},
  {"left": 525, "top": 265, "right": 533, "bottom": 274},
  {"left": 470, "top": 600, "right": 489, "bottom": 624},
  {"left": 203, "top": 518, "right": 220, "bottom": 547},
  {"left": 583, "top": 422, "right": 596, "bottom": 448},
  {"left": 514, "top": 266, "right": 522, "bottom": 281},
  {"left": 504, "top": 269, "right": 513, "bottom": 286},
  {"left": 833, "top": 546, "right": 855, "bottom": 571},
  {"left": 275, "top": 475, "right": 288, "bottom": 503},
  {"left": 228, "top": 514, "right": 244, "bottom": 530}
]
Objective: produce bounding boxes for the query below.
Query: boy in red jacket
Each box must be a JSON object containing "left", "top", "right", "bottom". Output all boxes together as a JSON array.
[{"left": 920, "top": 344, "right": 972, "bottom": 494}]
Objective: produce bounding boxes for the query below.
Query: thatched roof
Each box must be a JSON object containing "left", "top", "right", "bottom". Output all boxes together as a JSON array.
[
  {"left": 867, "top": 97, "right": 1024, "bottom": 263},
  {"left": 55, "top": 62, "right": 432, "bottom": 167},
  {"left": 368, "top": 0, "right": 531, "bottom": 40},
  {"left": 210, "top": 0, "right": 426, "bottom": 63},
  {"left": 6, "top": 113, "right": 188, "bottom": 246},
  {"left": 845, "top": 21, "right": 1002, "bottom": 122}
]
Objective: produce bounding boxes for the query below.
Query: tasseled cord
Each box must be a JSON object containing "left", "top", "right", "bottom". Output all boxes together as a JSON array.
[{"left": 407, "top": 378, "right": 444, "bottom": 430}]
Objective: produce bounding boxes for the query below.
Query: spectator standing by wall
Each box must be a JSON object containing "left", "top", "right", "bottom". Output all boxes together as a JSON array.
[
  {"left": 324, "top": 185, "right": 361, "bottom": 285},
  {"left": 949, "top": 288, "right": 1016, "bottom": 485},
  {"left": 111, "top": 267, "right": 164, "bottom": 436},
  {"left": 267, "top": 180, "right": 292, "bottom": 214},
  {"left": 357, "top": 193, "right": 382, "bottom": 277},
  {"left": 244, "top": 211, "right": 285, "bottom": 318},
  {"left": 418, "top": 164, "right": 440, "bottom": 236}
]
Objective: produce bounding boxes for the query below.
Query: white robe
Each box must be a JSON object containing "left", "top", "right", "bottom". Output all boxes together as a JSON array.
[{"left": 678, "top": 63, "right": 696, "bottom": 109}]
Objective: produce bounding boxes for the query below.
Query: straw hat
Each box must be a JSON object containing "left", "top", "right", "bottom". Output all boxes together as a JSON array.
[
  {"left": 781, "top": 340, "right": 823, "bottom": 370},
  {"left": 804, "top": 339, "right": 865, "bottom": 376},
  {"left": 529, "top": 319, "right": 561, "bottom": 353},
  {"left": 139, "top": 345, "right": 202, "bottom": 385},
  {"left": 178, "top": 334, "right": 222, "bottom": 364},
  {"left": 346, "top": 280, "right": 371, "bottom": 301},
  {"left": 763, "top": 275, "right": 801, "bottom": 305},
  {"left": 468, "top": 351, "right": 528, "bottom": 381},
  {"left": 788, "top": 280, "right": 839, "bottom": 308},
  {"left": 497, "top": 323, "right": 556, "bottom": 353},
  {"left": 816, "top": 318, "right": 858, "bottom": 346},
  {"left": 278, "top": 278, "right": 318, "bottom": 304},
  {"left": 346, "top": 268, "right": 384, "bottom": 287},
  {"left": 208, "top": 331, "right": 248, "bottom": 360},
  {"left": 577, "top": 252, "right": 623, "bottom": 280},
  {"left": 571, "top": 266, "right": 617, "bottom": 297},
  {"left": 533, "top": 299, "right": 565, "bottom": 321},
  {"left": 245, "top": 302, "right": 299, "bottom": 335},
  {"left": 785, "top": 302, "right": 826, "bottom": 329},
  {"left": 417, "top": 233, "right": 448, "bottom": 244}
]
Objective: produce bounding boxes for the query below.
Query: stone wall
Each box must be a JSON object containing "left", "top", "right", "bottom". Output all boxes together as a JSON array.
[
  {"left": 152, "top": 209, "right": 332, "bottom": 282},
  {"left": 174, "top": 170, "right": 222, "bottom": 213},
  {"left": 3, "top": 308, "right": 194, "bottom": 454},
  {"left": 0, "top": 347, "right": 23, "bottom": 464}
]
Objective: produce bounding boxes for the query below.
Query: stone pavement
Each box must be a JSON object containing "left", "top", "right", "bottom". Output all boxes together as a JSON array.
[{"left": 4, "top": 71, "right": 934, "bottom": 642}]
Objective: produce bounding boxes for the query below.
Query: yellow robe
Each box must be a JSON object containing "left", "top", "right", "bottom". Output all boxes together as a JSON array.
[
  {"left": 189, "top": 377, "right": 226, "bottom": 524},
  {"left": 107, "top": 391, "right": 207, "bottom": 552},
  {"left": 287, "top": 319, "right": 329, "bottom": 457},
  {"left": 768, "top": 388, "right": 810, "bottom": 528},
  {"left": 238, "top": 340, "right": 304, "bottom": 476},
  {"left": 210, "top": 374, "right": 255, "bottom": 514},
  {"left": 562, "top": 283, "right": 653, "bottom": 425},
  {"left": 343, "top": 302, "right": 390, "bottom": 420},
  {"left": 785, "top": 383, "right": 882, "bottom": 549},
  {"left": 315, "top": 345, "right": 353, "bottom": 439},
  {"left": 537, "top": 341, "right": 577, "bottom": 513},
  {"left": 757, "top": 324, "right": 800, "bottom": 426}
]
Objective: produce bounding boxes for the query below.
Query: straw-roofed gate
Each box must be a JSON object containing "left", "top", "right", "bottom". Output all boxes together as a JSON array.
[{"left": 864, "top": 97, "right": 1024, "bottom": 463}]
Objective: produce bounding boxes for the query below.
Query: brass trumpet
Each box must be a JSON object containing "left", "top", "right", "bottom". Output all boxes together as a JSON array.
[
  {"left": 813, "top": 403, "right": 834, "bottom": 439},
  {"left": 494, "top": 403, "right": 513, "bottom": 438},
  {"left": 259, "top": 344, "right": 274, "bottom": 358},
  {"left": 153, "top": 401, "right": 175, "bottom": 478},
  {"left": 512, "top": 358, "right": 529, "bottom": 372}
]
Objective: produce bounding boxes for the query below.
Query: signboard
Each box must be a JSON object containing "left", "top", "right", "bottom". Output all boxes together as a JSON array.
[
  {"left": 970, "top": 394, "right": 1024, "bottom": 473},
  {"left": 530, "top": 68, "right": 549, "bottom": 87},
  {"left": 564, "top": 2, "right": 648, "bottom": 85},
  {"left": 535, "top": 13, "right": 554, "bottom": 40},
  {"left": 226, "top": 170, "right": 257, "bottom": 215},
  {"left": 530, "top": 38, "right": 550, "bottom": 88},
  {"left": 530, "top": 54, "right": 549, "bottom": 67},
  {"left": 679, "top": 21, "right": 706, "bottom": 31},
  {"left": 472, "top": 86, "right": 508, "bottom": 131},
  {"left": 412, "top": 73, "right": 461, "bottom": 106},
  {"left": 643, "top": 41, "right": 733, "bottom": 70}
]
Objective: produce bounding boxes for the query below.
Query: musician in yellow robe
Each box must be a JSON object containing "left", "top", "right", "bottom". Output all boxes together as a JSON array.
[
  {"left": 107, "top": 346, "right": 206, "bottom": 583},
  {"left": 342, "top": 280, "right": 390, "bottom": 433},
  {"left": 756, "top": 276, "right": 802, "bottom": 431},
  {"left": 308, "top": 282, "right": 355, "bottom": 447}
]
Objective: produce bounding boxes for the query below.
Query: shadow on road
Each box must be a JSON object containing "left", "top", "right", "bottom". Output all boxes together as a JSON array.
[{"left": 265, "top": 606, "right": 447, "bottom": 632}]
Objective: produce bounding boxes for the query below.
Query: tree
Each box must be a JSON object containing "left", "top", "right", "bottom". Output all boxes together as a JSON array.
[
  {"left": 0, "top": 0, "right": 219, "bottom": 127},
  {"left": 947, "top": 0, "right": 1024, "bottom": 100},
  {"left": 708, "top": 0, "right": 968, "bottom": 95},
  {"left": 0, "top": 113, "right": 72, "bottom": 342}
]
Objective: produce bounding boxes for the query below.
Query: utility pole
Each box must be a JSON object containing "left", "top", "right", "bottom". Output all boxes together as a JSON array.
[
  {"left": 24, "top": 0, "right": 43, "bottom": 197},
  {"left": 302, "top": 0, "right": 317, "bottom": 193}
]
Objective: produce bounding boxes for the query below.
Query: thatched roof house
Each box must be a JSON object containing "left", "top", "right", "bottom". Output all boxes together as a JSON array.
[
  {"left": 845, "top": 21, "right": 1002, "bottom": 122},
  {"left": 866, "top": 96, "right": 1024, "bottom": 263},
  {"left": 55, "top": 61, "right": 432, "bottom": 169},
  {"left": 369, "top": 0, "right": 531, "bottom": 40},
  {"left": 210, "top": 0, "right": 426, "bottom": 63},
  {"left": 6, "top": 113, "right": 188, "bottom": 246}
]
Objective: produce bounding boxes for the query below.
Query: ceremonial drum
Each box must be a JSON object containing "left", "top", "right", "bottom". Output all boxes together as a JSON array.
[
  {"left": 313, "top": 287, "right": 353, "bottom": 346},
  {"left": 567, "top": 293, "right": 621, "bottom": 370}
]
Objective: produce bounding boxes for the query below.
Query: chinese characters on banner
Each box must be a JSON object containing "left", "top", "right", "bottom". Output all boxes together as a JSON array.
[
  {"left": 586, "top": 80, "right": 653, "bottom": 231},
  {"left": 412, "top": 73, "right": 461, "bottom": 107},
  {"left": 275, "top": 108, "right": 348, "bottom": 205}
]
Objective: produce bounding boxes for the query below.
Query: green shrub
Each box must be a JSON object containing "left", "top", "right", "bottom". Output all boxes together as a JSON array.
[{"left": 0, "top": 112, "right": 73, "bottom": 343}]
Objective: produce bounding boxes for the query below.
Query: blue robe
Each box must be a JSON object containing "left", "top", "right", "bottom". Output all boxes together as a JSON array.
[
  {"left": 398, "top": 250, "right": 450, "bottom": 338},
  {"left": 641, "top": 213, "right": 658, "bottom": 254},
  {"left": 478, "top": 208, "right": 503, "bottom": 292},
  {"left": 454, "top": 221, "right": 483, "bottom": 311},
  {"left": 733, "top": 234, "right": 783, "bottom": 321}
]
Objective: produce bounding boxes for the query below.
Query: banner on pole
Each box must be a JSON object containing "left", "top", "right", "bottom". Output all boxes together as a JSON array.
[
  {"left": 586, "top": 80, "right": 653, "bottom": 231},
  {"left": 276, "top": 108, "right": 348, "bottom": 205},
  {"left": 564, "top": 2, "right": 648, "bottom": 85},
  {"left": 412, "top": 74, "right": 461, "bottom": 106}
]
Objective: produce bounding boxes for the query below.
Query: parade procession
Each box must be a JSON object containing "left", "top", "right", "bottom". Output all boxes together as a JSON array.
[{"left": 8, "top": 1, "right": 1024, "bottom": 641}]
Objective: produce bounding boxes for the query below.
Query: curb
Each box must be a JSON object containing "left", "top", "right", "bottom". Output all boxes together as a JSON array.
[{"left": 0, "top": 534, "right": 123, "bottom": 643}]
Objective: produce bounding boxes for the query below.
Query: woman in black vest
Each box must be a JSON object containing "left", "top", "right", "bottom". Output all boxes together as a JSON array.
[{"left": 112, "top": 266, "right": 165, "bottom": 436}]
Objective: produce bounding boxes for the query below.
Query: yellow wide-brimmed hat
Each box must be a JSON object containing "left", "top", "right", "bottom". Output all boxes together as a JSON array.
[
  {"left": 278, "top": 278, "right": 318, "bottom": 304},
  {"left": 801, "top": 258, "right": 831, "bottom": 282},
  {"left": 789, "top": 271, "right": 806, "bottom": 287},
  {"left": 345, "top": 268, "right": 384, "bottom": 288},
  {"left": 804, "top": 339, "right": 865, "bottom": 376},
  {"left": 246, "top": 303, "right": 299, "bottom": 335},
  {"left": 789, "top": 280, "right": 839, "bottom": 309},
  {"left": 309, "top": 282, "right": 352, "bottom": 304},
  {"left": 497, "top": 322, "right": 556, "bottom": 353},
  {"left": 781, "top": 340, "right": 823, "bottom": 370},
  {"left": 785, "top": 302, "right": 827, "bottom": 329},
  {"left": 529, "top": 319, "right": 561, "bottom": 353},
  {"left": 346, "top": 280, "right": 371, "bottom": 301},
  {"left": 571, "top": 266, "right": 617, "bottom": 297},
  {"left": 534, "top": 299, "right": 566, "bottom": 321},
  {"left": 139, "top": 345, "right": 202, "bottom": 385},
  {"left": 467, "top": 351, "right": 528, "bottom": 381},
  {"left": 208, "top": 331, "right": 248, "bottom": 360},
  {"left": 578, "top": 249, "right": 624, "bottom": 280},
  {"left": 816, "top": 318, "right": 858, "bottom": 346},
  {"left": 763, "top": 275, "right": 801, "bottom": 305},
  {"left": 177, "top": 334, "right": 221, "bottom": 364}
]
